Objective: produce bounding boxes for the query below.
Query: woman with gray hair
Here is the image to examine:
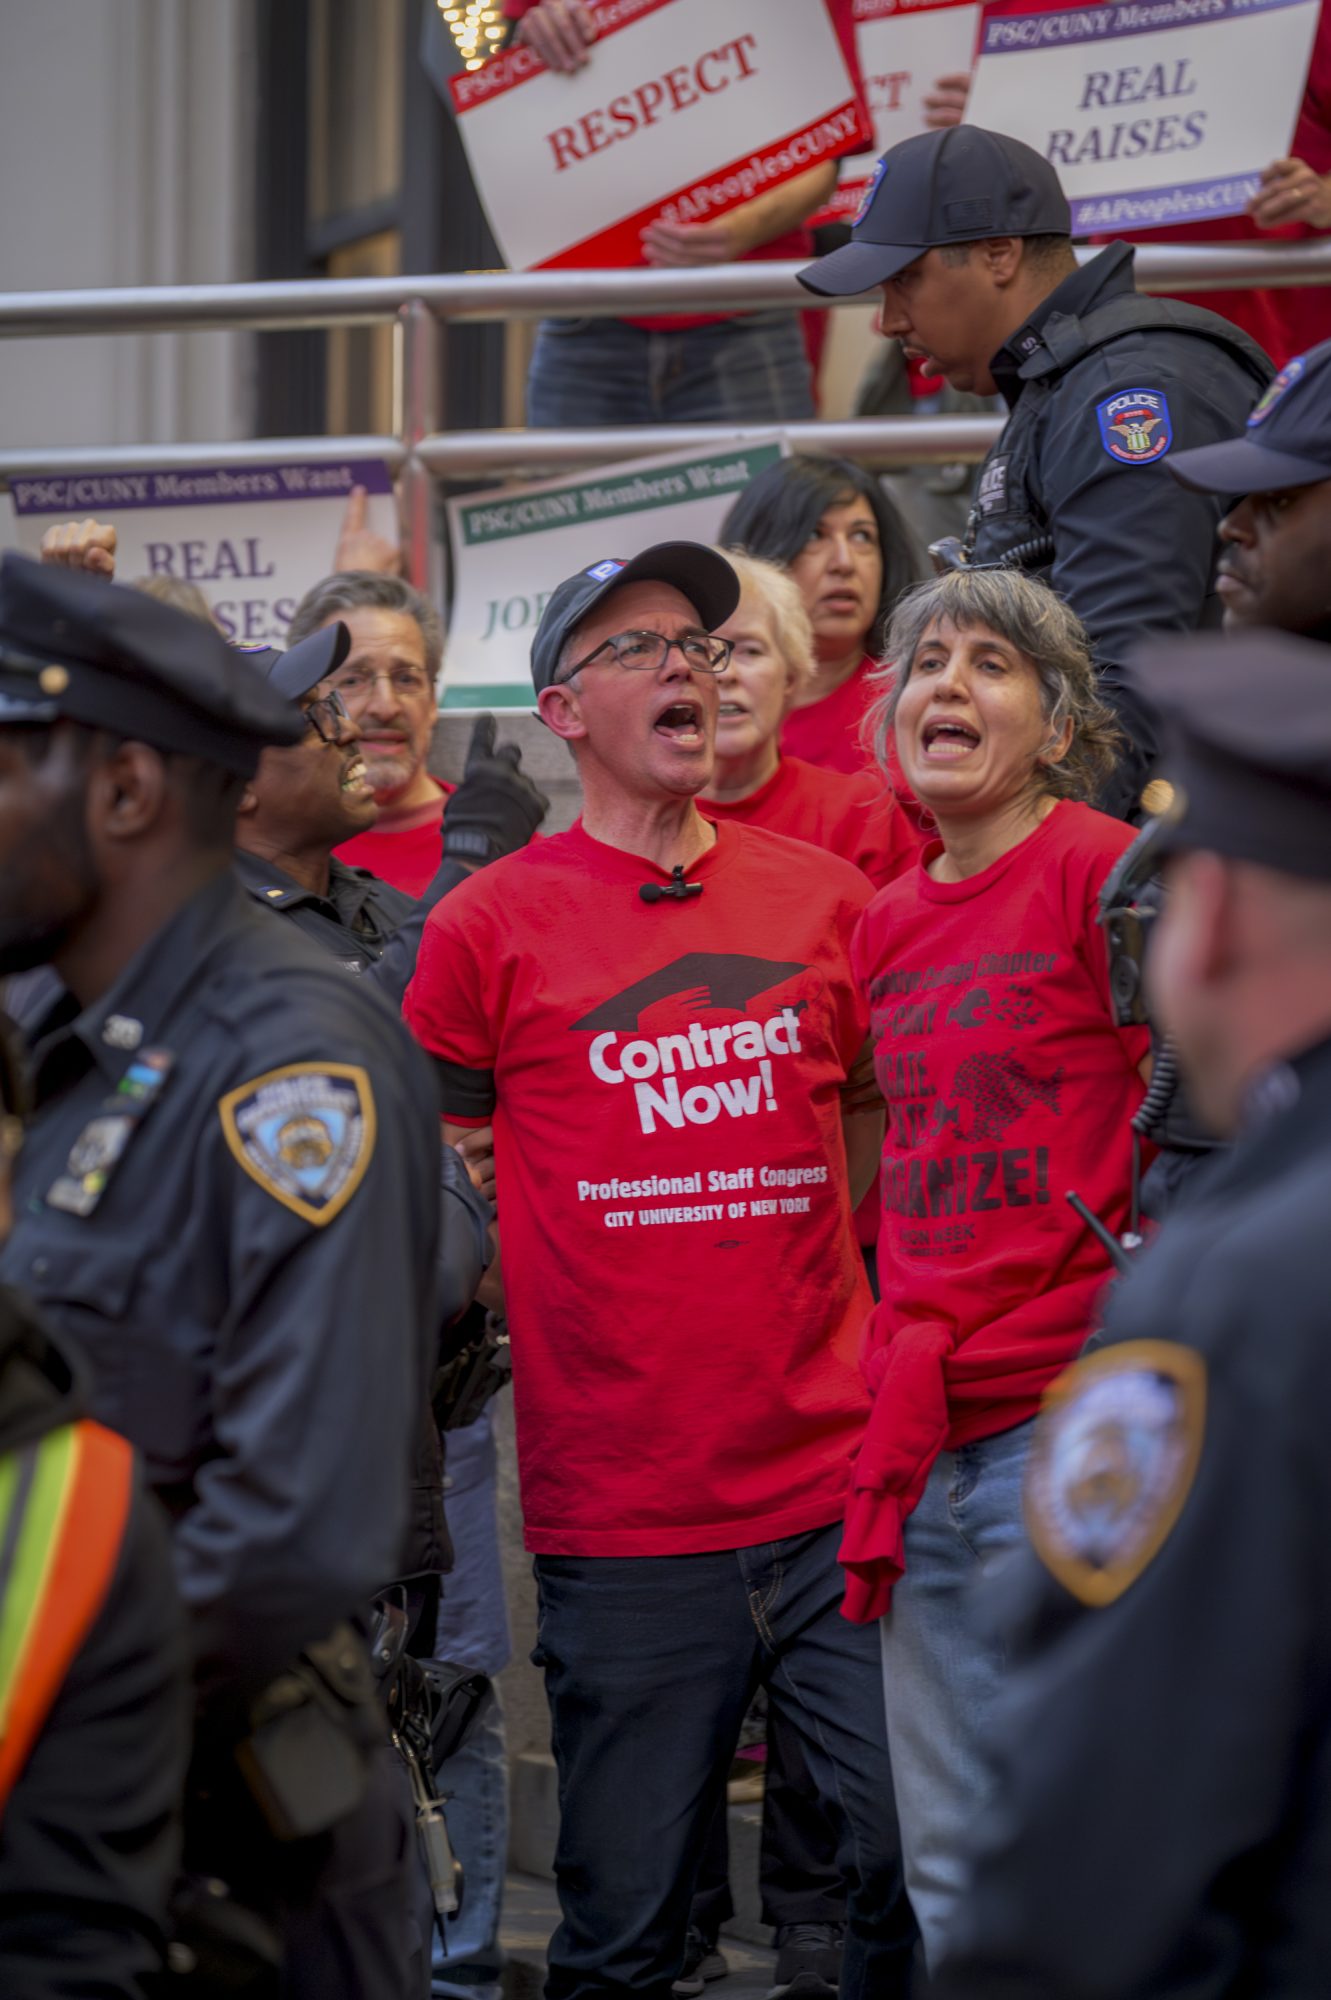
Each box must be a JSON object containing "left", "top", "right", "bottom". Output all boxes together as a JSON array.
[{"left": 840, "top": 569, "right": 1150, "bottom": 1966}]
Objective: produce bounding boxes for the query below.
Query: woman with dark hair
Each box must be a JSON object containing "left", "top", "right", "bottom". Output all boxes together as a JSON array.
[
  {"left": 842, "top": 569, "right": 1148, "bottom": 1967},
  {"left": 719, "top": 455, "right": 924, "bottom": 774}
]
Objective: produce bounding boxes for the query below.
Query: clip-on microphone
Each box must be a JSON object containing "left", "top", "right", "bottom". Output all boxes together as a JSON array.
[{"left": 639, "top": 866, "right": 704, "bottom": 906}]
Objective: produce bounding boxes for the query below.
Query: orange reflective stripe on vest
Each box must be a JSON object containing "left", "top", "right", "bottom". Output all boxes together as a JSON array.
[{"left": 0, "top": 1419, "right": 134, "bottom": 1817}]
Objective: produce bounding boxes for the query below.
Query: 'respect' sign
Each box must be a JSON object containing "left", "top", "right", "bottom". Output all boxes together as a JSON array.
[
  {"left": 964, "top": 0, "right": 1321, "bottom": 232},
  {"left": 450, "top": 0, "right": 871, "bottom": 269},
  {"left": 4, "top": 459, "right": 396, "bottom": 645}
]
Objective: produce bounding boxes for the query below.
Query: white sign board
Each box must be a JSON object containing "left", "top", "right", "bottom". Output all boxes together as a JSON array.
[
  {"left": 965, "top": 0, "right": 1320, "bottom": 233},
  {"left": 450, "top": 0, "right": 871, "bottom": 269},
  {"left": 5, "top": 458, "right": 397, "bottom": 646},
  {"left": 444, "top": 437, "right": 787, "bottom": 708},
  {"left": 817, "top": 0, "right": 984, "bottom": 225}
]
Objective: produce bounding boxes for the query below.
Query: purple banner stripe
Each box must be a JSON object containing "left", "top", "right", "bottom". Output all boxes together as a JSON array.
[
  {"left": 8, "top": 458, "right": 393, "bottom": 517},
  {"left": 1070, "top": 167, "right": 1259, "bottom": 227},
  {"left": 980, "top": 0, "right": 1313, "bottom": 55}
]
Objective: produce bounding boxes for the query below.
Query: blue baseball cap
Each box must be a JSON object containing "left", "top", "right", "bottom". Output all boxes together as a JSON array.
[
  {"left": 799, "top": 126, "right": 1071, "bottom": 298},
  {"left": 530, "top": 543, "right": 740, "bottom": 693},
  {"left": 1168, "top": 341, "right": 1331, "bottom": 495},
  {"left": 235, "top": 621, "right": 351, "bottom": 703}
]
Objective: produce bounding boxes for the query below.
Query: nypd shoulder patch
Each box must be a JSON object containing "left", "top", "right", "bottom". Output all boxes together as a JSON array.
[
  {"left": 218, "top": 1062, "right": 376, "bottom": 1226},
  {"left": 1096, "top": 387, "right": 1173, "bottom": 465},
  {"left": 1025, "top": 1338, "right": 1205, "bottom": 1607}
]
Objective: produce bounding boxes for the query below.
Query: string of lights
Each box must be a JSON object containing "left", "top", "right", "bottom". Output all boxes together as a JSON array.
[{"left": 437, "top": 0, "right": 506, "bottom": 72}]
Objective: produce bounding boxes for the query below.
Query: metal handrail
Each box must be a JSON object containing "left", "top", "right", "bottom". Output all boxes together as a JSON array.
[
  {"left": 416, "top": 416, "right": 1007, "bottom": 476},
  {"left": 0, "top": 240, "right": 1328, "bottom": 338},
  {"left": 2, "top": 241, "right": 1323, "bottom": 588}
]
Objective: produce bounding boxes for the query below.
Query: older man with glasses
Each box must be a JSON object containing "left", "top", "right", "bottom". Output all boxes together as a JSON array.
[
  {"left": 286, "top": 573, "right": 462, "bottom": 897},
  {"left": 402, "top": 543, "right": 917, "bottom": 2000}
]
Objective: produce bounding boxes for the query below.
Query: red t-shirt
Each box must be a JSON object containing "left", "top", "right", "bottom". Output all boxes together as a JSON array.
[
  {"left": 1103, "top": 1, "right": 1331, "bottom": 367},
  {"left": 403, "top": 817, "right": 875, "bottom": 1557},
  {"left": 334, "top": 778, "right": 455, "bottom": 897},
  {"left": 839, "top": 802, "right": 1149, "bottom": 1621},
  {"left": 700, "top": 753, "right": 919, "bottom": 1252},
  {"left": 700, "top": 755, "right": 919, "bottom": 891},
  {"left": 780, "top": 657, "right": 882, "bottom": 775}
]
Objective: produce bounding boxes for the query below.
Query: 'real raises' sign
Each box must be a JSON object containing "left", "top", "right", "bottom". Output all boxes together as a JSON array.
[
  {"left": 964, "top": 0, "right": 1320, "bottom": 232},
  {"left": 443, "top": 437, "right": 786, "bottom": 710},
  {"left": 4, "top": 458, "right": 397, "bottom": 646}
]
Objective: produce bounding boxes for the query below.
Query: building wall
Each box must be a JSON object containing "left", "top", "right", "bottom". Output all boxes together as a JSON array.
[{"left": 0, "top": 0, "right": 256, "bottom": 450}]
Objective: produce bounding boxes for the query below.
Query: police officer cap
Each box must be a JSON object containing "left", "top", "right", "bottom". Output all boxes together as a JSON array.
[
  {"left": 1168, "top": 339, "right": 1331, "bottom": 496},
  {"left": 798, "top": 126, "right": 1071, "bottom": 298},
  {"left": 530, "top": 542, "right": 740, "bottom": 693},
  {"left": 0, "top": 553, "right": 305, "bottom": 777},
  {"left": 235, "top": 620, "right": 351, "bottom": 702},
  {"left": 1132, "top": 629, "right": 1331, "bottom": 881}
]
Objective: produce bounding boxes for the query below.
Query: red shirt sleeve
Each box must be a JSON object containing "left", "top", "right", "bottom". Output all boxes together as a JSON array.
[{"left": 402, "top": 897, "right": 498, "bottom": 1127}]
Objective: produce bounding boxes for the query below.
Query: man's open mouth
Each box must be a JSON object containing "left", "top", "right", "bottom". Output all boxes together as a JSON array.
[
  {"left": 922, "top": 717, "right": 980, "bottom": 758},
  {"left": 654, "top": 700, "right": 705, "bottom": 745},
  {"left": 341, "top": 755, "right": 371, "bottom": 792}
]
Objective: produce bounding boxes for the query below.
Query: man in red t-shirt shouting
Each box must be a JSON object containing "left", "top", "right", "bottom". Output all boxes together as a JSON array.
[{"left": 403, "top": 544, "right": 916, "bottom": 2000}]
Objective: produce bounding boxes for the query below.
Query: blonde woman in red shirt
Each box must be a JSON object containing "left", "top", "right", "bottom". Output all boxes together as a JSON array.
[
  {"left": 700, "top": 549, "right": 918, "bottom": 891},
  {"left": 844, "top": 569, "right": 1148, "bottom": 1967}
]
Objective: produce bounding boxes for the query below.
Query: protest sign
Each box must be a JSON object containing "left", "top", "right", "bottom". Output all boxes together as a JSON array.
[
  {"left": 449, "top": 0, "right": 871, "bottom": 270},
  {"left": 443, "top": 438, "right": 787, "bottom": 709},
  {"left": 815, "top": 0, "right": 984, "bottom": 225},
  {"left": 4, "top": 458, "right": 396, "bottom": 646},
  {"left": 965, "top": 0, "right": 1320, "bottom": 233}
]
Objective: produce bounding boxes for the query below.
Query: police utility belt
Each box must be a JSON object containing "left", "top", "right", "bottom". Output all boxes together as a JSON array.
[
  {"left": 233, "top": 1620, "right": 382, "bottom": 1843},
  {"left": 433, "top": 1307, "right": 511, "bottom": 1432}
]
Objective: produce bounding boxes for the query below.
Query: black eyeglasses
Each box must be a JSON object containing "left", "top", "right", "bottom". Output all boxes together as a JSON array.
[
  {"left": 304, "top": 688, "right": 352, "bottom": 743},
  {"left": 555, "top": 628, "right": 733, "bottom": 686}
]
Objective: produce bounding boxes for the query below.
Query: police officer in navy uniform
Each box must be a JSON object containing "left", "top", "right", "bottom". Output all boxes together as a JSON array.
[
  {"left": 0, "top": 1009, "right": 190, "bottom": 2000},
  {"left": 0, "top": 552, "right": 442, "bottom": 1996},
  {"left": 930, "top": 629, "right": 1331, "bottom": 1997},
  {"left": 1168, "top": 334, "right": 1331, "bottom": 641},
  {"left": 799, "top": 127, "right": 1274, "bottom": 819}
]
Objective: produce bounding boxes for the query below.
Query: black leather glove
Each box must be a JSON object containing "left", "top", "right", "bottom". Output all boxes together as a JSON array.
[{"left": 442, "top": 715, "right": 549, "bottom": 864}]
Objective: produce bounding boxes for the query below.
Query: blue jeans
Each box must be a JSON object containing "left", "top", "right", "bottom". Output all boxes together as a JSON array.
[
  {"left": 877, "top": 1419, "right": 1037, "bottom": 1969},
  {"left": 430, "top": 1684, "right": 507, "bottom": 2000},
  {"left": 526, "top": 312, "right": 815, "bottom": 427},
  {"left": 431, "top": 1413, "right": 511, "bottom": 2000},
  {"left": 533, "top": 1524, "right": 915, "bottom": 2000}
]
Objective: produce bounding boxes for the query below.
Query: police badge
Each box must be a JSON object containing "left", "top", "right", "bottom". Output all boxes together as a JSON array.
[
  {"left": 218, "top": 1062, "right": 377, "bottom": 1225},
  {"left": 1025, "top": 1339, "right": 1206, "bottom": 1607}
]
